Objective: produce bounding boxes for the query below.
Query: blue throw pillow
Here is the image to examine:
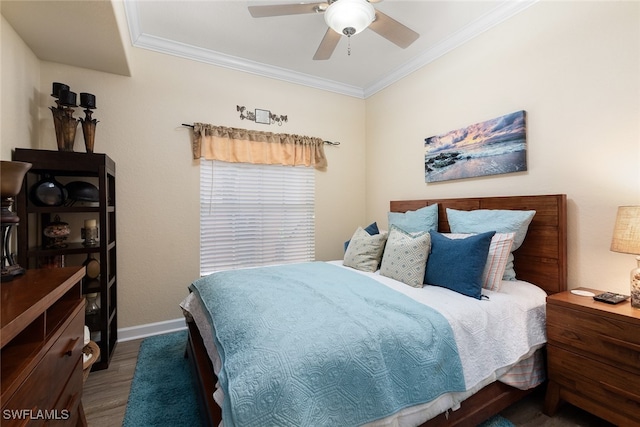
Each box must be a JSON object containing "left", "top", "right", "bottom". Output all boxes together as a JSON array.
[
  {"left": 344, "top": 222, "right": 380, "bottom": 252},
  {"left": 425, "top": 230, "right": 495, "bottom": 299},
  {"left": 446, "top": 208, "right": 535, "bottom": 281},
  {"left": 388, "top": 204, "right": 438, "bottom": 233}
]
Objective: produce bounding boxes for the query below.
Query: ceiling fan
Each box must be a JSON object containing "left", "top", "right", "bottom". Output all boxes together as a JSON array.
[{"left": 248, "top": 0, "right": 419, "bottom": 60}]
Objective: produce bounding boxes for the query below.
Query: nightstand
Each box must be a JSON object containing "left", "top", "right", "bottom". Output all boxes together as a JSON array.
[{"left": 544, "top": 288, "right": 640, "bottom": 426}]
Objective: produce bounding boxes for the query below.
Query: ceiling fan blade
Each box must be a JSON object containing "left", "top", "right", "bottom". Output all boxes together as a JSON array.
[
  {"left": 368, "top": 10, "right": 419, "bottom": 48},
  {"left": 248, "top": 2, "right": 326, "bottom": 18},
  {"left": 313, "top": 28, "right": 341, "bottom": 60}
]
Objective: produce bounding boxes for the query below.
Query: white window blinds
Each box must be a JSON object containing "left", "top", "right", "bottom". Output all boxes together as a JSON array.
[{"left": 200, "top": 160, "right": 315, "bottom": 276}]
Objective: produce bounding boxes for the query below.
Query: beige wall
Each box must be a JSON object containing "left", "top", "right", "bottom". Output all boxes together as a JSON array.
[
  {"left": 2, "top": 17, "right": 366, "bottom": 327},
  {"left": 1, "top": 16, "right": 40, "bottom": 160},
  {"left": 2, "top": 1, "right": 639, "bottom": 329},
  {"left": 366, "top": 1, "right": 640, "bottom": 295}
]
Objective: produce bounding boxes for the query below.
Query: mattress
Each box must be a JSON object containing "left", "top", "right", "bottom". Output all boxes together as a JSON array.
[{"left": 180, "top": 260, "right": 547, "bottom": 426}]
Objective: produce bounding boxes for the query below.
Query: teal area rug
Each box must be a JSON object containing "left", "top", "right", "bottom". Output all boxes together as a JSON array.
[
  {"left": 479, "top": 415, "right": 516, "bottom": 427},
  {"left": 123, "top": 330, "right": 515, "bottom": 427},
  {"left": 123, "top": 330, "right": 202, "bottom": 426}
]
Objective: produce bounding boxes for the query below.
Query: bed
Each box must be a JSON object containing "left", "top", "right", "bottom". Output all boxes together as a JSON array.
[{"left": 182, "top": 194, "right": 567, "bottom": 427}]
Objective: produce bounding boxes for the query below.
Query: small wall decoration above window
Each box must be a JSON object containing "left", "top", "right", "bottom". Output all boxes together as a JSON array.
[
  {"left": 237, "top": 105, "right": 288, "bottom": 126},
  {"left": 424, "top": 110, "right": 527, "bottom": 183}
]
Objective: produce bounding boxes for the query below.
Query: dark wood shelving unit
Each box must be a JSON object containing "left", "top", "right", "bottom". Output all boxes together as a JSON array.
[{"left": 12, "top": 148, "right": 117, "bottom": 371}]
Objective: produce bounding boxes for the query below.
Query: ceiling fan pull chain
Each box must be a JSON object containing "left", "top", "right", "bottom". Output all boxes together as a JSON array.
[{"left": 343, "top": 27, "right": 356, "bottom": 56}]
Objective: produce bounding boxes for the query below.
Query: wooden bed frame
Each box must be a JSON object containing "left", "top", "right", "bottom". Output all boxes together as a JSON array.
[{"left": 185, "top": 194, "right": 568, "bottom": 426}]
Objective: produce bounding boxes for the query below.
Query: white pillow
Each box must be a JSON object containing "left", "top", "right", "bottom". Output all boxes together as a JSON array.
[
  {"left": 445, "top": 232, "right": 515, "bottom": 291},
  {"left": 380, "top": 226, "right": 431, "bottom": 288}
]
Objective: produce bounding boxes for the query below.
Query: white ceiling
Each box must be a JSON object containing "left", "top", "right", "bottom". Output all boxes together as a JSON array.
[
  {"left": 1, "top": 0, "right": 131, "bottom": 77},
  {"left": 2, "top": 0, "right": 536, "bottom": 98}
]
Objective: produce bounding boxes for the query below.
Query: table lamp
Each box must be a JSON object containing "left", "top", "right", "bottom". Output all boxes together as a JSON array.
[
  {"left": 1, "top": 160, "right": 32, "bottom": 281},
  {"left": 610, "top": 206, "right": 640, "bottom": 308}
]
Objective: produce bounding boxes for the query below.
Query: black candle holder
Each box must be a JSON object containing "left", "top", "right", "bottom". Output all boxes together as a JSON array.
[
  {"left": 79, "top": 93, "right": 98, "bottom": 153},
  {"left": 50, "top": 84, "right": 78, "bottom": 151},
  {"left": 50, "top": 84, "right": 99, "bottom": 153}
]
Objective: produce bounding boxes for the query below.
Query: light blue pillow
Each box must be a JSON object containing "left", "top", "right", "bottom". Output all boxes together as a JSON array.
[
  {"left": 388, "top": 204, "right": 438, "bottom": 233},
  {"left": 446, "top": 208, "right": 536, "bottom": 281},
  {"left": 425, "top": 230, "right": 495, "bottom": 299}
]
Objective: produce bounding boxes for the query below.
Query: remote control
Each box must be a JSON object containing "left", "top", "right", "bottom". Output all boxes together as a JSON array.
[{"left": 593, "top": 292, "right": 629, "bottom": 304}]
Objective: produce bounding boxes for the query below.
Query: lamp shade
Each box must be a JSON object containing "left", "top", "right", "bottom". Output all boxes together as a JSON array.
[
  {"left": 325, "top": 0, "right": 375, "bottom": 36},
  {"left": 610, "top": 206, "right": 640, "bottom": 254},
  {"left": 1, "top": 161, "right": 32, "bottom": 198}
]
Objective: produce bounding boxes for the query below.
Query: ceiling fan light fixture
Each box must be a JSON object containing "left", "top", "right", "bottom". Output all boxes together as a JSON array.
[{"left": 324, "top": 0, "right": 375, "bottom": 37}]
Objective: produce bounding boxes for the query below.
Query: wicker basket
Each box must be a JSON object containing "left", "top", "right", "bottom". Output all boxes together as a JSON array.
[{"left": 82, "top": 340, "right": 100, "bottom": 382}]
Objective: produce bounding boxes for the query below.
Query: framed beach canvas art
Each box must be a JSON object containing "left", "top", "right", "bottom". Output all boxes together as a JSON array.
[{"left": 424, "top": 110, "right": 527, "bottom": 183}]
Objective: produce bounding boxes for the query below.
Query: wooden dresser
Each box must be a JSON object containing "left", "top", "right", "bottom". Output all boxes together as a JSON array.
[
  {"left": 544, "top": 288, "right": 640, "bottom": 426},
  {"left": 1, "top": 267, "right": 86, "bottom": 426}
]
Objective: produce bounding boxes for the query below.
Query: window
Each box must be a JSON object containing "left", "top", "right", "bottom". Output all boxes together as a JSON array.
[{"left": 200, "top": 160, "right": 315, "bottom": 275}]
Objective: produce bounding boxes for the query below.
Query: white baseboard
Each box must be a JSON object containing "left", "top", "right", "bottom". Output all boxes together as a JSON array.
[{"left": 118, "top": 318, "right": 187, "bottom": 342}]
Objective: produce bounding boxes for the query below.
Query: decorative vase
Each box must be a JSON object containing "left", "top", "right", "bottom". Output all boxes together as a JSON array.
[
  {"left": 631, "top": 257, "right": 640, "bottom": 309},
  {"left": 60, "top": 108, "right": 78, "bottom": 151},
  {"left": 43, "top": 215, "right": 70, "bottom": 248},
  {"left": 85, "top": 293, "right": 100, "bottom": 316},
  {"left": 50, "top": 106, "right": 66, "bottom": 151},
  {"left": 30, "top": 174, "right": 67, "bottom": 206},
  {"left": 80, "top": 109, "right": 98, "bottom": 153}
]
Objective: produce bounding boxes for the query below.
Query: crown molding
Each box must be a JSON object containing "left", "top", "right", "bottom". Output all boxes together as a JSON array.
[
  {"left": 124, "top": 0, "right": 537, "bottom": 100},
  {"left": 135, "top": 32, "right": 365, "bottom": 98},
  {"left": 123, "top": 0, "right": 364, "bottom": 98}
]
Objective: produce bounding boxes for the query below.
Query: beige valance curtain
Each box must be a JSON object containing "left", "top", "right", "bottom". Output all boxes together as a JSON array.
[{"left": 191, "top": 123, "right": 328, "bottom": 170}]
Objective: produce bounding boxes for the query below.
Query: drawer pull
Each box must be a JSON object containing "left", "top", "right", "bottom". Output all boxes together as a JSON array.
[
  {"left": 63, "top": 337, "right": 80, "bottom": 357},
  {"left": 599, "top": 334, "right": 640, "bottom": 353},
  {"left": 600, "top": 381, "right": 640, "bottom": 403}
]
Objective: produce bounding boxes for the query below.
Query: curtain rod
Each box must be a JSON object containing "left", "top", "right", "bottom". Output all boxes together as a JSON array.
[{"left": 181, "top": 123, "right": 340, "bottom": 146}]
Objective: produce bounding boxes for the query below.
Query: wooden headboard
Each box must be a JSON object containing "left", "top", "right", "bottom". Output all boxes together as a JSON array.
[{"left": 390, "top": 194, "right": 567, "bottom": 294}]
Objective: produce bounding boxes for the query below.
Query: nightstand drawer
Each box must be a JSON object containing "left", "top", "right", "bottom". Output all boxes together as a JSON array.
[
  {"left": 548, "top": 345, "right": 640, "bottom": 421},
  {"left": 547, "top": 322, "right": 640, "bottom": 374},
  {"left": 547, "top": 304, "right": 640, "bottom": 347}
]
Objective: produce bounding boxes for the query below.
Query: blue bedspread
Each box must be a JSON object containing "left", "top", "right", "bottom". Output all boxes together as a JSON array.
[{"left": 190, "top": 262, "right": 465, "bottom": 427}]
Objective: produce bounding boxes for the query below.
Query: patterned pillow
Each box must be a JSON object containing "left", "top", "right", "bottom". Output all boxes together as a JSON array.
[
  {"left": 343, "top": 227, "right": 388, "bottom": 273},
  {"left": 388, "top": 204, "right": 438, "bottom": 233},
  {"left": 446, "top": 208, "right": 535, "bottom": 281},
  {"left": 344, "top": 222, "right": 379, "bottom": 252},
  {"left": 380, "top": 226, "right": 431, "bottom": 288},
  {"left": 445, "top": 232, "right": 515, "bottom": 291}
]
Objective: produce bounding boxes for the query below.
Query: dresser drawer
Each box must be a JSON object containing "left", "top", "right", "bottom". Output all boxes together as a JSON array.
[
  {"left": 547, "top": 303, "right": 640, "bottom": 345},
  {"left": 547, "top": 305, "right": 640, "bottom": 373},
  {"left": 2, "top": 357, "right": 57, "bottom": 426},
  {"left": 47, "top": 306, "right": 84, "bottom": 390},
  {"left": 1, "top": 303, "right": 84, "bottom": 427},
  {"left": 48, "top": 358, "right": 83, "bottom": 426},
  {"left": 548, "top": 344, "right": 640, "bottom": 422},
  {"left": 547, "top": 323, "right": 640, "bottom": 374}
]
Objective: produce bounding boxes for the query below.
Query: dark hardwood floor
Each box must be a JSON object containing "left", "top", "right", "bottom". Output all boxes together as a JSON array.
[{"left": 81, "top": 338, "right": 614, "bottom": 427}]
